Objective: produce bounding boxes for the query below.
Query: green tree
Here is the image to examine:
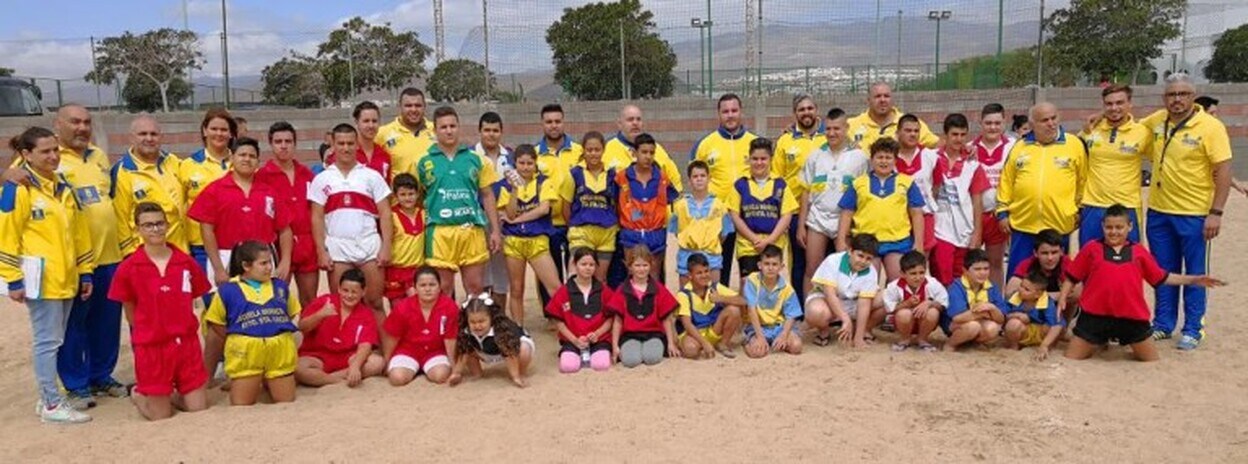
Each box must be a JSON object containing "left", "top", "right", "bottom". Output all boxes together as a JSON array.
[
  {"left": 1046, "top": 0, "right": 1185, "bottom": 84},
  {"left": 427, "top": 59, "right": 494, "bottom": 102},
  {"left": 122, "top": 76, "right": 192, "bottom": 112},
  {"left": 0, "top": 67, "right": 13, "bottom": 77},
  {"left": 317, "top": 17, "right": 432, "bottom": 98},
  {"left": 85, "top": 28, "right": 203, "bottom": 112},
  {"left": 546, "top": 0, "right": 676, "bottom": 100},
  {"left": 261, "top": 53, "right": 326, "bottom": 108},
  {"left": 1205, "top": 23, "right": 1248, "bottom": 82}
]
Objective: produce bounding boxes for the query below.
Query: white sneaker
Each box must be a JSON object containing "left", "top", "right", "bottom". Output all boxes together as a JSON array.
[
  {"left": 34, "top": 399, "right": 43, "bottom": 417},
  {"left": 40, "top": 401, "right": 92, "bottom": 424}
]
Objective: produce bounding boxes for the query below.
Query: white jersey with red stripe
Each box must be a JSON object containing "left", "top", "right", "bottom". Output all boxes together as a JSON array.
[
  {"left": 308, "top": 163, "right": 392, "bottom": 239},
  {"left": 971, "top": 135, "right": 1015, "bottom": 212},
  {"left": 895, "top": 146, "right": 942, "bottom": 214}
]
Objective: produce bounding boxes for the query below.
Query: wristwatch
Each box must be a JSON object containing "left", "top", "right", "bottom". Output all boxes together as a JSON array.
[{"left": 1209, "top": 208, "right": 1224, "bottom": 216}]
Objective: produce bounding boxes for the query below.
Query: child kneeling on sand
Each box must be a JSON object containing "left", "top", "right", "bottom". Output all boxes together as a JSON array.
[
  {"left": 544, "top": 247, "right": 616, "bottom": 373},
  {"left": 743, "top": 245, "right": 803, "bottom": 358},
  {"left": 942, "top": 249, "right": 1007, "bottom": 352},
  {"left": 676, "top": 253, "right": 745, "bottom": 359},
  {"left": 1003, "top": 269, "right": 1065, "bottom": 360},
  {"left": 882, "top": 251, "right": 948, "bottom": 352},
  {"left": 609, "top": 245, "right": 681, "bottom": 367},
  {"left": 295, "top": 269, "right": 385, "bottom": 387}
]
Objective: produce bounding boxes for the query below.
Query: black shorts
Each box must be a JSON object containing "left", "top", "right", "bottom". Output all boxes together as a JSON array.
[
  {"left": 558, "top": 341, "right": 611, "bottom": 354},
  {"left": 738, "top": 255, "right": 761, "bottom": 278},
  {"left": 1073, "top": 312, "right": 1151, "bottom": 346}
]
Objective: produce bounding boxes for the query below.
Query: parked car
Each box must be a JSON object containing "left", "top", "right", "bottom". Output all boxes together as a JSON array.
[{"left": 0, "top": 77, "right": 44, "bottom": 117}]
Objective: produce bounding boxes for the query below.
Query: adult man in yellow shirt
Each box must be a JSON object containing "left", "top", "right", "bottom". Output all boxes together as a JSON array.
[
  {"left": 847, "top": 82, "right": 940, "bottom": 151},
  {"left": 995, "top": 102, "right": 1086, "bottom": 276},
  {"left": 377, "top": 87, "right": 434, "bottom": 178},
  {"left": 691, "top": 93, "right": 758, "bottom": 286},
  {"left": 1078, "top": 84, "right": 1152, "bottom": 245},
  {"left": 771, "top": 94, "right": 823, "bottom": 300},
  {"left": 1138, "top": 75, "right": 1232, "bottom": 350},
  {"left": 535, "top": 103, "right": 581, "bottom": 288},
  {"left": 111, "top": 115, "right": 188, "bottom": 255},
  {"left": 602, "top": 104, "right": 684, "bottom": 192},
  {"left": 53, "top": 104, "right": 128, "bottom": 405}
]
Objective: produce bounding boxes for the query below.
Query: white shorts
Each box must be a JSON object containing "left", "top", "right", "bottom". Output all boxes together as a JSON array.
[
  {"left": 386, "top": 354, "right": 450, "bottom": 374},
  {"left": 485, "top": 251, "right": 510, "bottom": 294},
  {"left": 804, "top": 217, "right": 839, "bottom": 240},
  {"left": 806, "top": 291, "right": 861, "bottom": 320},
  {"left": 476, "top": 336, "right": 535, "bottom": 365},
  {"left": 326, "top": 234, "right": 381, "bottom": 264}
]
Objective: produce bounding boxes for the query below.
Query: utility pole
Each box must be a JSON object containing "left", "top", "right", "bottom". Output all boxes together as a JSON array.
[
  {"left": 1180, "top": 2, "right": 1188, "bottom": 68},
  {"left": 483, "top": 0, "right": 491, "bottom": 100},
  {"left": 221, "top": 0, "right": 230, "bottom": 109},
  {"left": 619, "top": 19, "right": 627, "bottom": 100},
  {"left": 757, "top": 0, "right": 763, "bottom": 96},
  {"left": 1036, "top": 0, "right": 1045, "bottom": 88},
  {"left": 434, "top": 0, "right": 445, "bottom": 63},
  {"left": 896, "top": 10, "right": 903, "bottom": 84},
  {"left": 928, "top": 11, "right": 952, "bottom": 80},
  {"left": 706, "top": 0, "right": 713, "bottom": 97},
  {"left": 745, "top": 0, "right": 755, "bottom": 95},
  {"left": 90, "top": 36, "right": 103, "bottom": 110},
  {"left": 184, "top": 0, "right": 195, "bottom": 109},
  {"left": 872, "top": 0, "right": 881, "bottom": 83},
  {"left": 347, "top": 34, "right": 355, "bottom": 101},
  {"left": 996, "top": 0, "right": 1004, "bottom": 86}
]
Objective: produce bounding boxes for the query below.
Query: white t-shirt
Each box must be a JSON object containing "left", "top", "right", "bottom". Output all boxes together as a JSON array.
[
  {"left": 882, "top": 276, "right": 950, "bottom": 313},
  {"left": 810, "top": 251, "right": 880, "bottom": 301},
  {"left": 308, "top": 163, "right": 392, "bottom": 239},
  {"left": 799, "top": 145, "right": 869, "bottom": 235}
]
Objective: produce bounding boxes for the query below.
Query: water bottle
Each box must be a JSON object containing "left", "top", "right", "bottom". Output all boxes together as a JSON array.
[{"left": 580, "top": 348, "right": 591, "bottom": 367}]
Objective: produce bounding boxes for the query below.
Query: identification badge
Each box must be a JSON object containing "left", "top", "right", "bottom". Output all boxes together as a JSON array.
[{"left": 75, "top": 186, "right": 101, "bottom": 205}]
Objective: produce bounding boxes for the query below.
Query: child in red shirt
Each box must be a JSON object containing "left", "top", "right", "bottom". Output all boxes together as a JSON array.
[
  {"left": 1062, "top": 205, "right": 1223, "bottom": 362},
  {"left": 545, "top": 247, "right": 617, "bottom": 373},
  {"left": 108, "top": 203, "right": 212, "bottom": 421},
  {"left": 382, "top": 267, "right": 459, "bottom": 385},
  {"left": 295, "top": 269, "right": 385, "bottom": 387},
  {"left": 609, "top": 245, "right": 680, "bottom": 368}
]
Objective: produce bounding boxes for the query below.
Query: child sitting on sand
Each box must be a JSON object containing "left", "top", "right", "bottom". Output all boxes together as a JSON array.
[
  {"left": 449, "top": 294, "right": 534, "bottom": 388},
  {"left": 544, "top": 247, "right": 616, "bottom": 373},
  {"left": 942, "top": 249, "right": 1007, "bottom": 352}
]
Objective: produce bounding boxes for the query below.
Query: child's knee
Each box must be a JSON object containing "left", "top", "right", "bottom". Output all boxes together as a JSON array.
[
  {"left": 388, "top": 369, "right": 413, "bottom": 386},
  {"left": 1004, "top": 318, "right": 1025, "bottom": 333},
  {"left": 804, "top": 303, "right": 830, "bottom": 327},
  {"left": 641, "top": 340, "right": 664, "bottom": 365},
  {"left": 619, "top": 343, "right": 643, "bottom": 368},
  {"left": 425, "top": 366, "right": 451, "bottom": 384},
  {"left": 786, "top": 336, "right": 803, "bottom": 354},
  {"left": 679, "top": 339, "right": 701, "bottom": 359},
  {"left": 894, "top": 309, "right": 914, "bottom": 324},
  {"left": 559, "top": 352, "right": 582, "bottom": 373},
  {"left": 589, "top": 350, "right": 611, "bottom": 371},
  {"left": 959, "top": 321, "right": 983, "bottom": 337},
  {"left": 723, "top": 305, "right": 743, "bottom": 322}
]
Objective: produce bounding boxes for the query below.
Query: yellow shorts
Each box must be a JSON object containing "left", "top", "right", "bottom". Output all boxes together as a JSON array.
[
  {"left": 735, "top": 234, "right": 790, "bottom": 258},
  {"left": 223, "top": 333, "right": 298, "bottom": 379},
  {"left": 1020, "top": 323, "right": 1049, "bottom": 347},
  {"left": 504, "top": 236, "right": 550, "bottom": 260},
  {"left": 425, "top": 224, "right": 489, "bottom": 271},
  {"left": 679, "top": 327, "right": 722, "bottom": 346},
  {"left": 568, "top": 225, "right": 618, "bottom": 253}
]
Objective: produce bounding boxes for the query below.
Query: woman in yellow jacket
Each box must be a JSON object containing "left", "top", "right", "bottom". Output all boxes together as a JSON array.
[{"left": 0, "top": 127, "right": 96, "bottom": 424}]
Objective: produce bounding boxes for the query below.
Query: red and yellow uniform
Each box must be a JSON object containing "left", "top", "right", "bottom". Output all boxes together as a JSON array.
[
  {"left": 178, "top": 148, "right": 229, "bottom": 248},
  {"left": 386, "top": 208, "right": 425, "bottom": 301},
  {"left": 298, "top": 294, "right": 380, "bottom": 373},
  {"left": 107, "top": 246, "right": 210, "bottom": 396},
  {"left": 377, "top": 117, "right": 434, "bottom": 179},
  {"left": 111, "top": 151, "right": 187, "bottom": 254},
  {"left": 847, "top": 108, "right": 940, "bottom": 152},
  {"left": 0, "top": 169, "right": 96, "bottom": 298},
  {"left": 691, "top": 126, "right": 758, "bottom": 199}
]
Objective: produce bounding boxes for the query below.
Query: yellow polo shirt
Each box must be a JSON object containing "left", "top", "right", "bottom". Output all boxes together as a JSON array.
[
  {"left": 377, "top": 117, "right": 434, "bottom": 179},
  {"left": 1079, "top": 116, "right": 1153, "bottom": 208},
  {"left": 1139, "top": 108, "right": 1233, "bottom": 215},
  {"left": 847, "top": 108, "right": 940, "bottom": 152}
]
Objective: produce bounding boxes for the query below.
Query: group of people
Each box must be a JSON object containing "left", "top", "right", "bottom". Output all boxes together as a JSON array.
[{"left": 0, "top": 74, "right": 1231, "bottom": 424}]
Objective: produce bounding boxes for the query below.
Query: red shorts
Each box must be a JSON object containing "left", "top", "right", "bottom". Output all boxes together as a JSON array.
[
  {"left": 291, "top": 233, "right": 319, "bottom": 274},
  {"left": 301, "top": 350, "right": 353, "bottom": 373},
  {"left": 922, "top": 214, "right": 936, "bottom": 252},
  {"left": 133, "top": 336, "right": 208, "bottom": 397},
  {"left": 931, "top": 238, "right": 968, "bottom": 286},
  {"left": 981, "top": 213, "right": 1010, "bottom": 246},
  {"left": 385, "top": 266, "right": 418, "bottom": 301}
]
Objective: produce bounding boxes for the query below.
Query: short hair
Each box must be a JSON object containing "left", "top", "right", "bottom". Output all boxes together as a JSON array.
[
  {"left": 1023, "top": 267, "right": 1049, "bottom": 288},
  {"left": 540, "top": 103, "right": 564, "bottom": 118},
  {"left": 1102, "top": 84, "right": 1133, "bottom": 99},
  {"left": 850, "top": 234, "right": 880, "bottom": 256},
  {"left": 1164, "top": 72, "right": 1192, "bottom": 85},
  {"left": 340, "top": 268, "right": 366, "bottom": 287},
  {"left": 513, "top": 143, "right": 537, "bottom": 162},
  {"left": 1104, "top": 204, "right": 1132, "bottom": 221},
  {"left": 685, "top": 252, "right": 710, "bottom": 271},
  {"left": 233, "top": 136, "right": 260, "bottom": 154},
  {"left": 479, "top": 111, "right": 503, "bottom": 130},
  {"left": 759, "top": 244, "right": 784, "bottom": 260},
  {"left": 352, "top": 101, "right": 380, "bottom": 120},
  {"left": 331, "top": 123, "right": 357, "bottom": 137},
  {"left": 943, "top": 113, "right": 969, "bottom": 133},
  {"left": 570, "top": 247, "right": 597, "bottom": 265},
  {"left": 897, "top": 113, "right": 921, "bottom": 130},
  {"left": 826, "top": 108, "right": 847, "bottom": 121},
  {"left": 869, "top": 137, "right": 900, "bottom": 156},
  {"left": 748, "top": 137, "right": 773, "bottom": 156},
  {"left": 267, "top": 121, "right": 296, "bottom": 143},
  {"left": 687, "top": 159, "right": 709, "bottom": 176},
  {"left": 717, "top": 93, "right": 742, "bottom": 110},
  {"left": 1195, "top": 96, "right": 1219, "bottom": 109},
  {"left": 1034, "top": 229, "right": 1065, "bottom": 250},
  {"left": 964, "top": 249, "right": 990, "bottom": 268},
  {"left": 899, "top": 251, "right": 927, "bottom": 272},
  {"left": 981, "top": 103, "right": 1005, "bottom": 118},
  {"left": 624, "top": 245, "right": 652, "bottom": 266},
  {"left": 133, "top": 201, "right": 165, "bottom": 225},
  {"left": 392, "top": 172, "right": 419, "bottom": 192},
  {"left": 432, "top": 105, "right": 457, "bottom": 121},
  {"left": 399, "top": 87, "right": 426, "bottom": 100},
  {"left": 234, "top": 116, "right": 248, "bottom": 125},
  {"left": 792, "top": 94, "right": 815, "bottom": 111},
  {"left": 633, "top": 133, "right": 656, "bottom": 149}
]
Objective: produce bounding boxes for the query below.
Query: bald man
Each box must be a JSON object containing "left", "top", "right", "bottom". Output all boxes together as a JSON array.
[
  {"left": 995, "top": 102, "right": 1086, "bottom": 275},
  {"left": 601, "top": 104, "right": 684, "bottom": 192},
  {"left": 44, "top": 105, "right": 128, "bottom": 406},
  {"left": 846, "top": 82, "right": 940, "bottom": 151},
  {"left": 112, "top": 116, "right": 188, "bottom": 256},
  {"left": 1137, "top": 75, "right": 1233, "bottom": 350}
]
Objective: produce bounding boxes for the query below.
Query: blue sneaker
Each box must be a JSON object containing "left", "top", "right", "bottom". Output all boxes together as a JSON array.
[
  {"left": 1176, "top": 335, "right": 1201, "bottom": 351},
  {"left": 1151, "top": 330, "right": 1172, "bottom": 341}
]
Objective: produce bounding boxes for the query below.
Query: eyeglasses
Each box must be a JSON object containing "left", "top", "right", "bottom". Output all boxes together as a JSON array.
[
  {"left": 1164, "top": 91, "right": 1194, "bottom": 99},
  {"left": 138, "top": 221, "right": 168, "bottom": 231}
]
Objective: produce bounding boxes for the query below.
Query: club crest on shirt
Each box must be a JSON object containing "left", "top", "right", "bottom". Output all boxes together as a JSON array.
[
  {"left": 1119, "top": 143, "right": 1140, "bottom": 155},
  {"left": 1181, "top": 134, "right": 1200, "bottom": 147},
  {"left": 75, "top": 186, "right": 101, "bottom": 205},
  {"left": 386, "top": 133, "right": 399, "bottom": 149},
  {"left": 265, "top": 196, "right": 275, "bottom": 217},
  {"left": 707, "top": 150, "right": 719, "bottom": 165},
  {"left": 1014, "top": 155, "right": 1029, "bottom": 169},
  {"left": 1053, "top": 157, "right": 1071, "bottom": 169}
]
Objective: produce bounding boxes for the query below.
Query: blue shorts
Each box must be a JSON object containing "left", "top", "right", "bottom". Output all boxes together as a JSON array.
[
  {"left": 676, "top": 249, "right": 722, "bottom": 276},
  {"left": 619, "top": 229, "right": 666, "bottom": 255},
  {"left": 744, "top": 323, "right": 798, "bottom": 343},
  {"left": 877, "top": 236, "right": 915, "bottom": 256}
]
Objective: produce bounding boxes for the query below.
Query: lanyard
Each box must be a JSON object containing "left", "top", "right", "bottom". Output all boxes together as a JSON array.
[{"left": 1156, "top": 112, "right": 1195, "bottom": 189}]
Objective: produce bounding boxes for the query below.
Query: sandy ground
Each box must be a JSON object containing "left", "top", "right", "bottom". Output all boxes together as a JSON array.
[{"left": 2, "top": 197, "right": 1248, "bottom": 463}]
